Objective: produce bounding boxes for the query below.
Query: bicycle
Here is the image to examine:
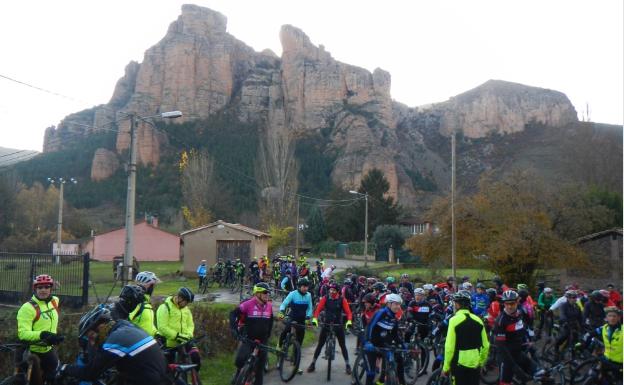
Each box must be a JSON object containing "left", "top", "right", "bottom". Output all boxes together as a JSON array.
[
  {"left": 0, "top": 341, "right": 65, "bottom": 385},
  {"left": 277, "top": 319, "right": 303, "bottom": 382},
  {"left": 162, "top": 336, "right": 206, "bottom": 385},
  {"left": 403, "top": 320, "right": 431, "bottom": 378},
  {"left": 318, "top": 322, "right": 346, "bottom": 382},
  {"left": 233, "top": 338, "right": 282, "bottom": 385}
]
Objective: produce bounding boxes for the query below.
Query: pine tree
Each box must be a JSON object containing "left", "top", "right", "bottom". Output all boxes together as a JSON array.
[{"left": 304, "top": 204, "right": 327, "bottom": 245}]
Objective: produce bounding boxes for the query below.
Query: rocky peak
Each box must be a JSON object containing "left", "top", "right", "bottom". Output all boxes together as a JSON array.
[
  {"left": 280, "top": 25, "right": 332, "bottom": 63},
  {"left": 168, "top": 4, "right": 228, "bottom": 37}
]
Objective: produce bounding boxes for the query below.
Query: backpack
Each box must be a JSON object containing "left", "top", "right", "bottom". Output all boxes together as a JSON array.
[{"left": 29, "top": 298, "right": 59, "bottom": 326}]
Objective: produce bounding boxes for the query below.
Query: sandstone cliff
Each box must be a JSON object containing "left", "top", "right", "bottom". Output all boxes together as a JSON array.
[{"left": 42, "top": 4, "right": 580, "bottom": 211}]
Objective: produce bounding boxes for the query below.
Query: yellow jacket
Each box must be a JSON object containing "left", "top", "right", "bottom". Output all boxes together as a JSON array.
[
  {"left": 130, "top": 294, "right": 157, "bottom": 336},
  {"left": 17, "top": 295, "right": 60, "bottom": 353},
  {"left": 156, "top": 296, "right": 194, "bottom": 348}
]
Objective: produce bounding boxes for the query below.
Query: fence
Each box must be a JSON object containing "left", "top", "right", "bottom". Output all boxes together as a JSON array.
[{"left": 0, "top": 252, "right": 89, "bottom": 308}]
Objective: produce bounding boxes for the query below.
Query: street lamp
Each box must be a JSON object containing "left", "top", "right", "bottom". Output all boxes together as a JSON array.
[
  {"left": 122, "top": 111, "right": 182, "bottom": 284},
  {"left": 349, "top": 190, "right": 369, "bottom": 266},
  {"left": 47, "top": 177, "right": 77, "bottom": 263}
]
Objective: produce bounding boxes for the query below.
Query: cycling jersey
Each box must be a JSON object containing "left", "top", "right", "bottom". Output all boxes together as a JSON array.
[
  {"left": 558, "top": 301, "right": 583, "bottom": 329},
  {"left": 65, "top": 320, "right": 167, "bottom": 385},
  {"left": 341, "top": 285, "right": 357, "bottom": 303},
  {"left": 230, "top": 297, "right": 273, "bottom": 342},
  {"left": 17, "top": 295, "right": 60, "bottom": 353},
  {"left": 399, "top": 282, "right": 414, "bottom": 293},
  {"left": 155, "top": 296, "right": 194, "bottom": 348},
  {"left": 443, "top": 309, "right": 489, "bottom": 372},
  {"left": 313, "top": 293, "right": 352, "bottom": 324},
  {"left": 407, "top": 299, "right": 431, "bottom": 324},
  {"left": 279, "top": 290, "right": 313, "bottom": 321},
  {"left": 366, "top": 306, "right": 401, "bottom": 347},
  {"left": 471, "top": 293, "right": 489, "bottom": 317},
  {"left": 599, "top": 324, "right": 622, "bottom": 364},
  {"left": 129, "top": 294, "right": 157, "bottom": 337},
  {"left": 196, "top": 264, "right": 206, "bottom": 277},
  {"left": 537, "top": 293, "right": 555, "bottom": 310},
  {"left": 584, "top": 300, "right": 606, "bottom": 329},
  {"left": 494, "top": 309, "right": 528, "bottom": 349}
]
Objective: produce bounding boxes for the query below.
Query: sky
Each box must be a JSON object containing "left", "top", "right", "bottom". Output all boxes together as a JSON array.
[{"left": 0, "top": 0, "right": 622, "bottom": 152}]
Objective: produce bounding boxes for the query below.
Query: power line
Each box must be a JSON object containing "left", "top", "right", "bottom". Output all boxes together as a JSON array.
[{"left": 0, "top": 73, "right": 89, "bottom": 104}]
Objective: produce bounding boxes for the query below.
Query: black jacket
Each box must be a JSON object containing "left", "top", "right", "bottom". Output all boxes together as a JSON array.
[{"left": 66, "top": 320, "right": 168, "bottom": 385}]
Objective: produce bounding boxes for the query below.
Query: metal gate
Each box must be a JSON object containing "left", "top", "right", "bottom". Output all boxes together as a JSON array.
[
  {"left": 0, "top": 252, "right": 89, "bottom": 308},
  {"left": 217, "top": 240, "right": 251, "bottom": 265}
]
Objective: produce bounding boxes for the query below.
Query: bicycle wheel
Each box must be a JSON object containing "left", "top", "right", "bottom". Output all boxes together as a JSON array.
[
  {"left": 352, "top": 354, "right": 367, "bottom": 385},
  {"left": 403, "top": 347, "right": 422, "bottom": 384},
  {"left": 234, "top": 362, "right": 255, "bottom": 385},
  {"left": 479, "top": 349, "right": 500, "bottom": 385},
  {"left": 426, "top": 369, "right": 451, "bottom": 385},
  {"left": 0, "top": 376, "right": 19, "bottom": 385},
  {"left": 326, "top": 338, "right": 335, "bottom": 382},
  {"left": 278, "top": 339, "right": 301, "bottom": 382},
  {"left": 190, "top": 368, "right": 202, "bottom": 385},
  {"left": 569, "top": 358, "right": 598, "bottom": 385},
  {"left": 415, "top": 341, "right": 429, "bottom": 376},
  {"left": 385, "top": 367, "right": 399, "bottom": 385}
]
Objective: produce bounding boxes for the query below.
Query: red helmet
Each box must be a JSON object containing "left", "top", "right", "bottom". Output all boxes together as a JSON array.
[{"left": 33, "top": 274, "right": 54, "bottom": 289}]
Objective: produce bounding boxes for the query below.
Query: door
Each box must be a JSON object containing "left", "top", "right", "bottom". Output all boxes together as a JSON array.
[{"left": 217, "top": 240, "right": 251, "bottom": 265}]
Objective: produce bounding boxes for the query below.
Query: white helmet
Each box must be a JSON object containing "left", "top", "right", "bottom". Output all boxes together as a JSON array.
[
  {"left": 414, "top": 288, "right": 425, "bottom": 295},
  {"left": 423, "top": 284, "right": 434, "bottom": 291},
  {"left": 385, "top": 293, "right": 403, "bottom": 304},
  {"left": 544, "top": 287, "right": 553, "bottom": 294},
  {"left": 463, "top": 282, "right": 473, "bottom": 289},
  {"left": 135, "top": 271, "right": 160, "bottom": 286}
]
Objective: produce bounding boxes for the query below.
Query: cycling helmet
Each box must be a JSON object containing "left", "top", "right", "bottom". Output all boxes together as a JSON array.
[
  {"left": 385, "top": 293, "right": 403, "bottom": 304},
  {"left": 386, "top": 276, "right": 396, "bottom": 284},
  {"left": 564, "top": 290, "right": 578, "bottom": 298},
  {"left": 517, "top": 283, "right": 528, "bottom": 291},
  {"left": 605, "top": 306, "right": 622, "bottom": 316},
  {"left": 297, "top": 278, "right": 310, "bottom": 287},
  {"left": 253, "top": 282, "right": 271, "bottom": 294},
  {"left": 476, "top": 283, "right": 486, "bottom": 289},
  {"left": 358, "top": 276, "right": 367, "bottom": 285},
  {"left": 328, "top": 283, "right": 339, "bottom": 290},
  {"left": 118, "top": 285, "right": 145, "bottom": 313},
  {"left": 446, "top": 276, "right": 455, "bottom": 282},
  {"left": 501, "top": 290, "right": 519, "bottom": 302},
  {"left": 414, "top": 288, "right": 425, "bottom": 295},
  {"left": 423, "top": 284, "right": 434, "bottom": 291},
  {"left": 135, "top": 271, "right": 160, "bottom": 286},
  {"left": 544, "top": 287, "right": 553, "bottom": 294},
  {"left": 343, "top": 278, "right": 352, "bottom": 285},
  {"left": 330, "top": 264, "right": 336, "bottom": 270},
  {"left": 78, "top": 305, "right": 112, "bottom": 338},
  {"left": 177, "top": 287, "right": 195, "bottom": 302},
  {"left": 33, "top": 274, "right": 54, "bottom": 289},
  {"left": 492, "top": 276, "right": 503, "bottom": 285},
  {"left": 367, "top": 277, "right": 377, "bottom": 285},
  {"left": 486, "top": 288, "right": 497, "bottom": 299},
  {"left": 590, "top": 290, "right": 603, "bottom": 300},
  {"left": 401, "top": 274, "right": 409, "bottom": 279},
  {"left": 599, "top": 289, "right": 610, "bottom": 299},
  {"left": 462, "top": 282, "right": 473, "bottom": 289},
  {"left": 372, "top": 282, "right": 386, "bottom": 292},
  {"left": 537, "top": 281, "right": 545, "bottom": 288},
  {"left": 363, "top": 293, "right": 377, "bottom": 305},
  {"left": 452, "top": 290, "right": 472, "bottom": 306},
  {"left": 461, "top": 275, "right": 470, "bottom": 282}
]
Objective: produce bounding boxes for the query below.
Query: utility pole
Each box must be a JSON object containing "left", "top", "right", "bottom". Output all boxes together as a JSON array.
[
  {"left": 364, "top": 192, "right": 369, "bottom": 267},
  {"left": 123, "top": 114, "right": 138, "bottom": 285},
  {"left": 295, "top": 197, "right": 300, "bottom": 258},
  {"left": 451, "top": 129, "right": 457, "bottom": 282},
  {"left": 48, "top": 177, "right": 77, "bottom": 263}
]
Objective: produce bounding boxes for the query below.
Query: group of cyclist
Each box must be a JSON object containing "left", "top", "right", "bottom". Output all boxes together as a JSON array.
[
  {"left": 10, "top": 263, "right": 623, "bottom": 385},
  {"left": 14, "top": 272, "right": 197, "bottom": 385}
]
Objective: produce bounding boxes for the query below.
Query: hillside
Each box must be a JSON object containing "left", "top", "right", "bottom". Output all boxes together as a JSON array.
[{"left": 6, "top": 4, "right": 623, "bottom": 229}]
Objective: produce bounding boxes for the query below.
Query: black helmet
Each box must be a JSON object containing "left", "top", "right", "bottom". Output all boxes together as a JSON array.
[
  {"left": 177, "top": 287, "right": 195, "bottom": 302},
  {"left": 118, "top": 284, "right": 145, "bottom": 313},
  {"left": 452, "top": 290, "right": 472, "bottom": 307},
  {"left": 363, "top": 293, "right": 377, "bottom": 305},
  {"left": 297, "top": 278, "right": 310, "bottom": 287},
  {"left": 372, "top": 282, "right": 386, "bottom": 292},
  {"left": 486, "top": 288, "right": 497, "bottom": 299},
  {"left": 564, "top": 290, "right": 578, "bottom": 299},
  {"left": 492, "top": 276, "right": 503, "bottom": 285},
  {"left": 79, "top": 305, "right": 112, "bottom": 338},
  {"left": 537, "top": 281, "right": 545, "bottom": 288},
  {"left": 501, "top": 290, "right": 519, "bottom": 302},
  {"left": 476, "top": 282, "right": 486, "bottom": 289},
  {"left": 590, "top": 290, "right": 603, "bottom": 300}
]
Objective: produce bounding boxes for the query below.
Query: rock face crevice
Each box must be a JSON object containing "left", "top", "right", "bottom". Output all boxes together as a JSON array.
[{"left": 42, "top": 4, "right": 579, "bottom": 210}]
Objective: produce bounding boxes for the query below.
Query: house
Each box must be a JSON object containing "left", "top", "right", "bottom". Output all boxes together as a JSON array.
[
  {"left": 180, "top": 220, "right": 270, "bottom": 275},
  {"left": 399, "top": 217, "right": 437, "bottom": 236},
  {"left": 559, "top": 228, "right": 623, "bottom": 290},
  {"left": 82, "top": 218, "right": 180, "bottom": 261}
]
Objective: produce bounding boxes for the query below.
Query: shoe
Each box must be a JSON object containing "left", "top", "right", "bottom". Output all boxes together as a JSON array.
[
  {"left": 307, "top": 363, "right": 316, "bottom": 373},
  {"left": 297, "top": 369, "right": 303, "bottom": 375},
  {"left": 345, "top": 364, "right": 352, "bottom": 375}
]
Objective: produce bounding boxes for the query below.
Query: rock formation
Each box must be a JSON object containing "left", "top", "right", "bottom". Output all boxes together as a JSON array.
[{"left": 90, "top": 148, "right": 120, "bottom": 181}]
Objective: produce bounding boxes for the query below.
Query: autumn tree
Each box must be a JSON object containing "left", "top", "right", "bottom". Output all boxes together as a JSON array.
[{"left": 268, "top": 225, "right": 294, "bottom": 255}]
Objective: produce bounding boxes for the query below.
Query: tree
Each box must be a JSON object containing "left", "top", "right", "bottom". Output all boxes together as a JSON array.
[
  {"left": 372, "top": 225, "right": 408, "bottom": 259},
  {"left": 324, "top": 187, "right": 360, "bottom": 241},
  {"left": 304, "top": 204, "right": 327, "bottom": 245},
  {"left": 268, "top": 225, "right": 294, "bottom": 255},
  {"left": 406, "top": 171, "right": 589, "bottom": 286}
]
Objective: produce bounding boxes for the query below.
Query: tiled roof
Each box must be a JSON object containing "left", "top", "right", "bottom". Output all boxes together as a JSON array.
[{"left": 180, "top": 220, "right": 270, "bottom": 237}]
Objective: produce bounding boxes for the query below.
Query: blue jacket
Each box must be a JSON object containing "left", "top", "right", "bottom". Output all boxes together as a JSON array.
[
  {"left": 196, "top": 264, "right": 206, "bottom": 277},
  {"left": 366, "top": 306, "right": 401, "bottom": 347},
  {"left": 472, "top": 293, "right": 490, "bottom": 317},
  {"left": 281, "top": 276, "right": 293, "bottom": 292},
  {"left": 279, "top": 290, "right": 313, "bottom": 320}
]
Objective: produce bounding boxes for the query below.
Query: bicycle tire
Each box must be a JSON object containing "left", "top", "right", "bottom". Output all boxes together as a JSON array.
[
  {"left": 234, "top": 361, "right": 255, "bottom": 385},
  {"left": 190, "top": 368, "right": 202, "bottom": 385},
  {"left": 352, "top": 354, "right": 367, "bottom": 385},
  {"left": 403, "top": 345, "right": 421, "bottom": 384},
  {"left": 0, "top": 376, "right": 18, "bottom": 385},
  {"left": 278, "top": 339, "right": 301, "bottom": 382},
  {"left": 326, "top": 337, "right": 335, "bottom": 382},
  {"left": 385, "top": 367, "right": 399, "bottom": 385},
  {"left": 415, "top": 341, "right": 429, "bottom": 377},
  {"left": 426, "top": 369, "right": 451, "bottom": 385},
  {"left": 479, "top": 351, "right": 500, "bottom": 385},
  {"left": 569, "top": 358, "right": 598, "bottom": 385}
]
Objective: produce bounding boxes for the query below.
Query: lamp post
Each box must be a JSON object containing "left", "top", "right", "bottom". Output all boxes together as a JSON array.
[
  {"left": 47, "top": 177, "right": 77, "bottom": 263},
  {"left": 122, "top": 111, "right": 182, "bottom": 284},
  {"left": 349, "top": 190, "right": 368, "bottom": 266}
]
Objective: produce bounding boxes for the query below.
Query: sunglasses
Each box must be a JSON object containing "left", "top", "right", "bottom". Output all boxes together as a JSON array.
[{"left": 36, "top": 285, "right": 53, "bottom": 289}]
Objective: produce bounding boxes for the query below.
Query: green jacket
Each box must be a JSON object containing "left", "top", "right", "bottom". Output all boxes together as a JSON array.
[
  {"left": 129, "top": 294, "right": 157, "bottom": 336},
  {"left": 156, "top": 296, "right": 194, "bottom": 348},
  {"left": 443, "top": 309, "right": 489, "bottom": 373},
  {"left": 16, "top": 295, "right": 60, "bottom": 353},
  {"left": 538, "top": 293, "right": 556, "bottom": 310},
  {"left": 601, "top": 323, "right": 622, "bottom": 364}
]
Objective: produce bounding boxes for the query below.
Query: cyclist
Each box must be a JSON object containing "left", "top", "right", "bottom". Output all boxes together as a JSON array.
[
  {"left": 385, "top": 276, "right": 398, "bottom": 294},
  {"left": 363, "top": 293, "right": 406, "bottom": 385},
  {"left": 555, "top": 290, "right": 583, "bottom": 359},
  {"left": 156, "top": 287, "right": 200, "bottom": 370},
  {"left": 308, "top": 283, "right": 353, "bottom": 374},
  {"left": 442, "top": 290, "right": 489, "bottom": 385},
  {"left": 131, "top": 271, "right": 160, "bottom": 336},
  {"left": 406, "top": 288, "right": 431, "bottom": 342},
  {"left": 397, "top": 274, "right": 413, "bottom": 293},
  {"left": 278, "top": 277, "right": 313, "bottom": 351},
  {"left": 249, "top": 258, "right": 261, "bottom": 284},
  {"left": 321, "top": 264, "right": 336, "bottom": 280},
  {"left": 16, "top": 274, "right": 63, "bottom": 383},
  {"left": 113, "top": 284, "right": 147, "bottom": 321},
  {"left": 341, "top": 278, "right": 357, "bottom": 304},
  {"left": 494, "top": 290, "right": 535, "bottom": 385},
  {"left": 594, "top": 307, "right": 622, "bottom": 378},
  {"left": 485, "top": 288, "right": 501, "bottom": 329},
  {"left": 492, "top": 276, "right": 509, "bottom": 295},
  {"left": 230, "top": 283, "right": 273, "bottom": 385},
  {"left": 536, "top": 287, "right": 555, "bottom": 339},
  {"left": 280, "top": 270, "right": 295, "bottom": 292},
  {"left": 235, "top": 258, "right": 246, "bottom": 285},
  {"left": 196, "top": 260, "right": 207, "bottom": 289},
  {"left": 225, "top": 259, "right": 236, "bottom": 284},
  {"left": 445, "top": 276, "right": 457, "bottom": 294},
  {"left": 517, "top": 284, "right": 536, "bottom": 332},
  {"left": 214, "top": 258, "right": 225, "bottom": 282},
  {"left": 58, "top": 305, "right": 168, "bottom": 385},
  {"left": 471, "top": 283, "right": 490, "bottom": 317},
  {"left": 606, "top": 284, "right": 622, "bottom": 309},
  {"left": 584, "top": 290, "right": 607, "bottom": 330}
]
